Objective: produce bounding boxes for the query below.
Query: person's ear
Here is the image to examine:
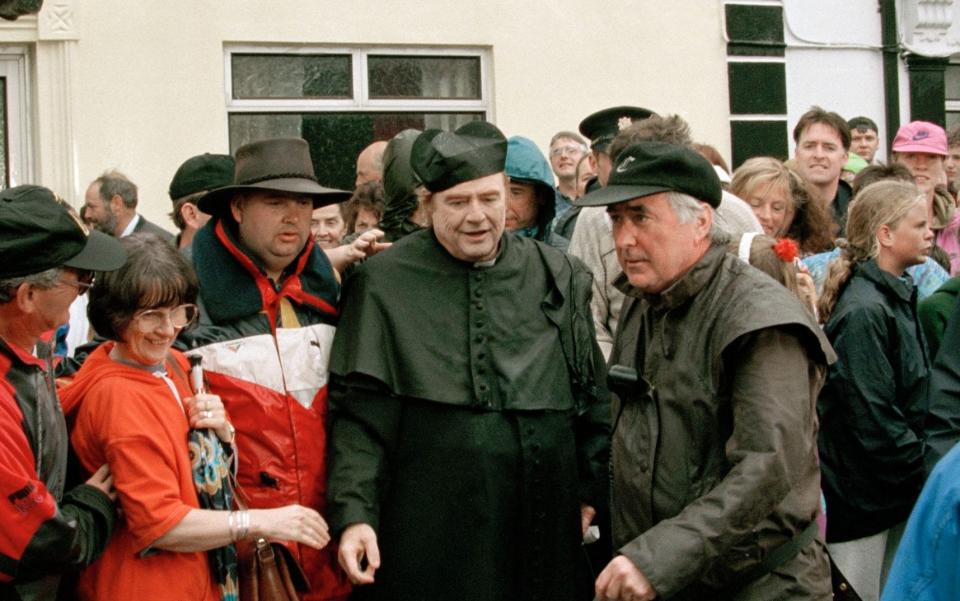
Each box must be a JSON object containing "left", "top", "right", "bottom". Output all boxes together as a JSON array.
[
  {"left": 695, "top": 203, "right": 713, "bottom": 240},
  {"left": 15, "top": 281, "right": 39, "bottom": 315},
  {"left": 877, "top": 223, "right": 893, "bottom": 248},
  {"left": 180, "top": 202, "right": 201, "bottom": 228},
  {"left": 230, "top": 197, "right": 244, "bottom": 224}
]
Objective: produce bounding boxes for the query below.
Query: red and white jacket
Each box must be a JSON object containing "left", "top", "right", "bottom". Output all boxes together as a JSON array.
[{"left": 186, "top": 219, "right": 350, "bottom": 601}]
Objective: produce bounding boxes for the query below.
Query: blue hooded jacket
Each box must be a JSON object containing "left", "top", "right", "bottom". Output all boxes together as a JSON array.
[
  {"left": 881, "top": 441, "right": 960, "bottom": 601},
  {"left": 505, "top": 136, "right": 568, "bottom": 251}
]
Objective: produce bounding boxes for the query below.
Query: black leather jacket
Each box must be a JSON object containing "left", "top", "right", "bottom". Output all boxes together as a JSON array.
[{"left": 0, "top": 339, "right": 115, "bottom": 601}]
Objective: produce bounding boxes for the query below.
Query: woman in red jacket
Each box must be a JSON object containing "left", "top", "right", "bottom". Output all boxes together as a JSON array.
[{"left": 61, "top": 234, "right": 329, "bottom": 601}]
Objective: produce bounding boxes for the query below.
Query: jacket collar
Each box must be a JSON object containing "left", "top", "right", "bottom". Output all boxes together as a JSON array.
[
  {"left": 857, "top": 259, "right": 915, "bottom": 303},
  {"left": 192, "top": 217, "right": 339, "bottom": 326},
  {"left": 616, "top": 243, "right": 725, "bottom": 310},
  {"left": 0, "top": 335, "right": 46, "bottom": 369}
]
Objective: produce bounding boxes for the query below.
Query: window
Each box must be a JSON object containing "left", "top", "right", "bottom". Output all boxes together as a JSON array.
[
  {"left": 226, "top": 46, "right": 491, "bottom": 191},
  {"left": 946, "top": 60, "right": 959, "bottom": 132},
  {"left": 0, "top": 47, "right": 32, "bottom": 189}
]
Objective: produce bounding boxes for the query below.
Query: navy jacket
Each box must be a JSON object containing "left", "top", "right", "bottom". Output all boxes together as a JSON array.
[{"left": 818, "top": 260, "right": 930, "bottom": 542}]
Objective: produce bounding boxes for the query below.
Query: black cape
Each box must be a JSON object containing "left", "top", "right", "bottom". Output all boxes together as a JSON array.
[{"left": 326, "top": 230, "right": 609, "bottom": 601}]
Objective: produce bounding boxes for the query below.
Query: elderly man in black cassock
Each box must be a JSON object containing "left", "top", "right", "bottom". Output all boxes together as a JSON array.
[{"left": 326, "top": 121, "right": 610, "bottom": 601}]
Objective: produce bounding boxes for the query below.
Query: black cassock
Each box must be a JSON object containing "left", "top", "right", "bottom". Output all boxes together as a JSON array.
[{"left": 326, "top": 230, "right": 609, "bottom": 601}]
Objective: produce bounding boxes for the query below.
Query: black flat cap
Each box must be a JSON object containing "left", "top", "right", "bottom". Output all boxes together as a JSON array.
[
  {"left": 0, "top": 185, "right": 126, "bottom": 278},
  {"left": 574, "top": 141, "right": 721, "bottom": 208},
  {"left": 410, "top": 121, "right": 507, "bottom": 192},
  {"left": 579, "top": 106, "right": 657, "bottom": 153},
  {"left": 169, "top": 153, "right": 235, "bottom": 201}
]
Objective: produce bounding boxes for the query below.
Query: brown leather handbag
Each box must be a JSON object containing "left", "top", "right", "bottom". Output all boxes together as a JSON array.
[
  {"left": 237, "top": 537, "right": 309, "bottom": 601},
  {"left": 231, "top": 475, "right": 310, "bottom": 601}
]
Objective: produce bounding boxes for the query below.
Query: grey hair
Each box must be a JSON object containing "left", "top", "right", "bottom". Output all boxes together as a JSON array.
[
  {"left": 665, "top": 191, "right": 704, "bottom": 223},
  {"left": 0, "top": 267, "right": 62, "bottom": 304},
  {"left": 665, "top": 191, "right": 728, "bottom": 244},
  {"left": 95, "top": 170, "right": 138, "bottom": 209}
]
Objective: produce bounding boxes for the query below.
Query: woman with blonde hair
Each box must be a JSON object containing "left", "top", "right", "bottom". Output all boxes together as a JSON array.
[
  {"left": 731, "top": 157, "right": 835, "bottom": 254},
  {"left": 816, "top": 180, "right": 933, "bottom": 601}
]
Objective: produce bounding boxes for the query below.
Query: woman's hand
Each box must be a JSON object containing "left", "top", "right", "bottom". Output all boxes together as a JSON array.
[
  {"left": 183, "top": 393, "right": 233, "bottom": 443},
  {"left": 796, "top": 269, "right": 819, "bottom": 317},
  {"left": 85, "top": 464, "right": 117, "bottom": 501},
  {"left": 580, "top": 503, "right": 596, "bottom": 538},
  {"left": 251, "top": 505, "right": 330, "bottom": 550}
]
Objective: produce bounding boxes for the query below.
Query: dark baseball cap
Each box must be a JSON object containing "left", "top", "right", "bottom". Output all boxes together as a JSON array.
[
  {"left": 169, "top": 153, "right": 235, "bottom": 201},
  {"left": 579, "top": 106, "right": 657, "bottom": 153},
  {"left": 847, "top": 116, "right": 878, "bottom": 133},
  {"left": 0, "top": 185, "right": 127, "bottom": 278},
  {"left": 574, "top": 142, "right": 722, "bottom": 208},
  {"left": 411, "top": 121, "right": 507, "bottom": 193}
]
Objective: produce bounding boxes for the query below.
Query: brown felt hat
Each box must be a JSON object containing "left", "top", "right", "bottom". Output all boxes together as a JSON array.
[{"left": 199, "top": 138, "right": 350, "bottom": 215}]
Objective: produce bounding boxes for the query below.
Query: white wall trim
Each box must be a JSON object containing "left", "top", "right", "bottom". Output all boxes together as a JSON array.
[
  {"left": 900, "top": 0, "right": 960, "bottom": 57},
  {"left": 35, "top": 39, "right": 79, "bottom": 198},
  {"left": 37, "top": 0, "right": 77, "bottom": 41}
]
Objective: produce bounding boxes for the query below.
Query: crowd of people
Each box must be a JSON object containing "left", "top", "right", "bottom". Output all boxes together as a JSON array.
[{"left": 1, "top": 102, "right": 960, "bottom": 601}]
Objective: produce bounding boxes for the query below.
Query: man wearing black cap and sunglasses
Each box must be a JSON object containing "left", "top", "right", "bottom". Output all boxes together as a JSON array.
[
  {"left": 0, "top": 185, "right": 126, "bottom": 600},
  {"left": 579, "top": 143, "right": 834, "bottom": 601},
  {"left": 326, "top": 121, "right": 610, "bottom": 601}
]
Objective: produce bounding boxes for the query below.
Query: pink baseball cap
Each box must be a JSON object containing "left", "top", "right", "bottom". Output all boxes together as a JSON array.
[{"left": 892, "top": 121, "right": 948, "bottom": 156}]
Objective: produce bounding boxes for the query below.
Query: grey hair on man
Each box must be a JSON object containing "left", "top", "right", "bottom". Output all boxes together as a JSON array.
[
  {"left": 666, "top": 191, "right": 729, "bottom": 244},
  {"left": 0, "top": 268, "right": 62, "bottom": 304},
  {"left": 94, "top": 170, "right": 138, "bottom": 208}
]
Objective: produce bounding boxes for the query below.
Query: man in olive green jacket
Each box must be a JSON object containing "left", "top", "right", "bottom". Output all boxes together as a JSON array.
[{"left": 579, "top": 142, "right": 835, "bottom": 601}]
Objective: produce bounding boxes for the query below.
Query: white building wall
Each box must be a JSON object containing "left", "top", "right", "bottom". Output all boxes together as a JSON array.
[
  {"left": 62, "top": 0, "right": 731, "bottom": 229},
  {"left": 783, "top": 0, "right": 890, "bottom": 161}
]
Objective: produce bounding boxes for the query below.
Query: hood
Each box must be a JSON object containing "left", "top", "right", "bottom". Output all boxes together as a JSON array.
[
  {"left": 59, "top": 342, "right": 187, "bottom": 418},
  {"left": 379, "top": 128, "right": 424, "bottom": 242},
  {"left": 505, "top": 136, "right": 557, "bottom": 233},
  {"left": 505, "top": 136, "right": 555, "bottom": 192}
]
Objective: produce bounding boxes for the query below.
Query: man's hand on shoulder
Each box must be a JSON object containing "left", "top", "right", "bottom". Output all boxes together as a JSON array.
[{"left": 595, "top": 555, "right": 657, "bottom": 601}]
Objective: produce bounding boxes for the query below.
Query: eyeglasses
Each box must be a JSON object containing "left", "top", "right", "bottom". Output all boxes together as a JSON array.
[
  {"left": 131, "top": 303, "right": 198, "bottom": 333},
  {"left": 57, "top": 271, "right": 95, "bottom": 295},
  {"left": 550, "top": 145, "right": 586, "bottom": 158}
]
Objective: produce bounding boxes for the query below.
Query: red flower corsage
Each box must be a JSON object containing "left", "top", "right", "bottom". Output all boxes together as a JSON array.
[{"left": 773, "top": 238, "right": 800, "bottom": 262}]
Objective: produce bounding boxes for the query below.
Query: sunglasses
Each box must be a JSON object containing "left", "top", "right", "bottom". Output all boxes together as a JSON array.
[{"left": 57, "top": 270, "right": 95, "bottom": 295}]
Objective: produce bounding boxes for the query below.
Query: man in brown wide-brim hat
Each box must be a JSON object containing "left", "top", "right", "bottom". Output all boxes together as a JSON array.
[{"left": 185, "top": 137, "right": 387, "bottom": 601}]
